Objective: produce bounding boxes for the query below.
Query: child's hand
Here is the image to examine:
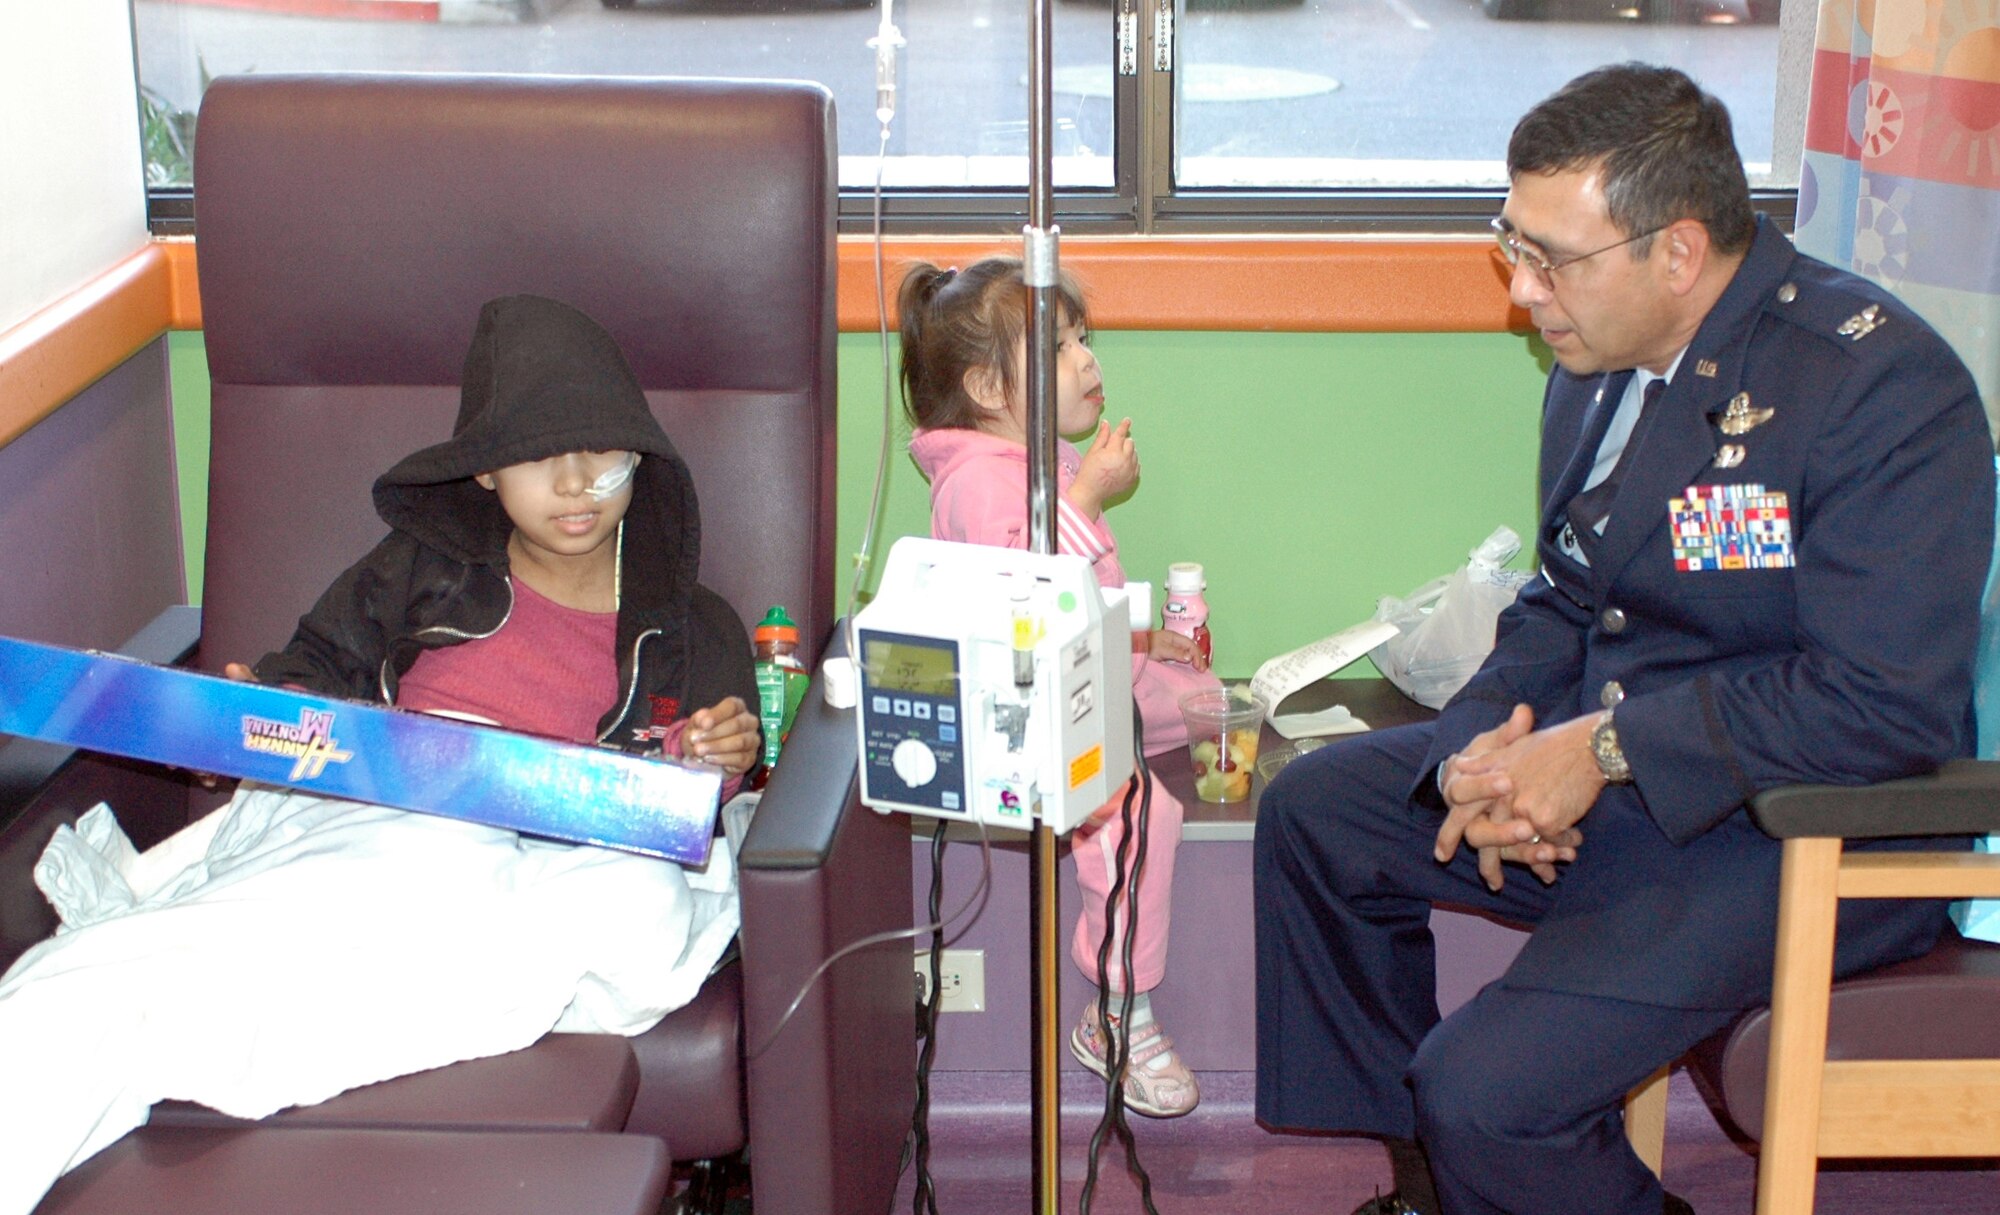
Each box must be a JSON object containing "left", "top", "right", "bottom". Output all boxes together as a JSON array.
[
  {"left": 684, "top": 696, "right": 760, "bottom": 776},
  {"left": 1143, "top": 629, "right": 1209, "bottom": 672},
  {"left": 1070, "top": 419, "right": 1139, "bottom": 519}
]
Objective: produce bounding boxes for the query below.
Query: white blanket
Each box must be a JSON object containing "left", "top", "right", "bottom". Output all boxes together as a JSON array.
[{"left": 0, "top": 784, "right": 740, "bottom": 1215}]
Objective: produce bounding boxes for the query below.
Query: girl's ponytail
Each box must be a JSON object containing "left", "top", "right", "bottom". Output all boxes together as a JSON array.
[
  {"left": 897, "top": 261, "right": 964, "bottom": 430},
  {"left": 897, "top": 256, "right": 1087, "bottom": 434}
]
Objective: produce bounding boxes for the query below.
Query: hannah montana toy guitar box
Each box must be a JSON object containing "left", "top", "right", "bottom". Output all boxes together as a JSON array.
[{"left": 0, "top": 635, "right": 722, "bottom": 865}]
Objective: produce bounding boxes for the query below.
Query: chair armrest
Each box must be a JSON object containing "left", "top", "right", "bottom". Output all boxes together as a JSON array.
[
  {"left": 1750, "top": 760, "right": 2000, "bottom": 840},
  {"left": 1, "top": 607, "right": 204, "bottom": 969},
  {"left": 0, "top": 606, "right": 201, "bottom": 814},
  {"left": 737, "top": 623, "right": 915, "bottom": 1215},
  {"left": 117, "top": 605, "right": 205, "bottom": 669},
  {"left": 737, "top": 628, "right": 855, "bottom": 872}
]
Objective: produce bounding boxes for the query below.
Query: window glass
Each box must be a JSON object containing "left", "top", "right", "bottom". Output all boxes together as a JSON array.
[
  {"left": 132, "top": 0, "right": 1113, "bottom": 191},
  {"left": 134, "top": 0, "right": 1790, "bottom": 216},
  {"left": 1172, "top": 0, "right": 1788, "bottom": 190}
]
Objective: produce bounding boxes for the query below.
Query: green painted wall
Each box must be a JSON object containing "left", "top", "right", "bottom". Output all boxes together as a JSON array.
[
  {"left": 168, "top": 329, "right": 211, "bottom": 603},
  {"left": 168, "top": 328, "right": 1552, "bottom": 677},
  {"left": 837, "top": 328, "right": 1551, "bottom": 676}
]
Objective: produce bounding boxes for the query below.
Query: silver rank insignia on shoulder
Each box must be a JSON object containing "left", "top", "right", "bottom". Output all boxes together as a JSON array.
[
  {"left": 1838, "top": 304, "right": 1886, "bottom": 341},
  {"left": 1714, "top": 444, "right": 1746, "bottom": 469},
  {"left": 1718, "top": 392, "right": 1774, "bottom": 436},
  {"left": 1695, "top": 358, "right": 1719, "bottom": 378}
]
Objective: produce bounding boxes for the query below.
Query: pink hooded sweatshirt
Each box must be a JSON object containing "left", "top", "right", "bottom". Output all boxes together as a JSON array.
[{"left": 909, "top": 426, "right": 1216, "bottom": 757}]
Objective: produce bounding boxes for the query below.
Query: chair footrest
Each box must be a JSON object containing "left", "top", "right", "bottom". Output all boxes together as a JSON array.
[
  {"left": 36, "top": 1126, "right": 670, "bottom": 1215},
  {"left": 149, "top": 1033, "right": 640, "bottom": 1133}
]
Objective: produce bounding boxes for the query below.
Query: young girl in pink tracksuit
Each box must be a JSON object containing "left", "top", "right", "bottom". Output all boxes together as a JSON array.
[{"left": 898, "top": 256, "right": 1219, "bottom": 1117}]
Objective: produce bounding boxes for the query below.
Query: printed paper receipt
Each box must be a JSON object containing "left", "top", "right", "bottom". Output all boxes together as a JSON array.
[{"left": 1249, "top": 620, "right": 1402, "bottom": 740}]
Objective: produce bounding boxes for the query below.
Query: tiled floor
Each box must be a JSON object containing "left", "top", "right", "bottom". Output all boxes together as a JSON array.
[{"left": 887, "top": 1069, "right": 2000, "bottom": 1214}]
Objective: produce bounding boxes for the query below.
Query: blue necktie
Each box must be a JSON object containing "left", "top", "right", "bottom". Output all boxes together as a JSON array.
[
  {"left": 1566, "top": 377, "right": 1665, "bottom": 567},
  {"left": 1570, "top": 378, "right": 1665, "bottom": 535}
]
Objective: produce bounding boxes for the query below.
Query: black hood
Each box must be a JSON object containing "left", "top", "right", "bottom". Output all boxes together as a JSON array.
[{"left": 372, "top": 295, "right": 701, "bottom": 601}]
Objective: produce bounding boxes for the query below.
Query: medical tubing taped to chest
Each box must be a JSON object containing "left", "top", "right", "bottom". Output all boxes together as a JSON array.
[{"left": 1368, "top": 526, "right": 1536, "bottom": 710}]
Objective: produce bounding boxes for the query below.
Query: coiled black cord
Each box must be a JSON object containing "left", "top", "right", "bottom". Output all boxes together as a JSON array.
[
  {"left": 895, "top": 818, "right": 951, "bottom": 1214},
  {"left": 1079, "top": 695, "right": 1162, "bottom": 1215}
]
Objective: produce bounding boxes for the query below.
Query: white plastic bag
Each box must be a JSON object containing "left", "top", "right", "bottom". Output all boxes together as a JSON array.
[{"left": 1369, "top": 527, "right": 1535, "bottom": 709}]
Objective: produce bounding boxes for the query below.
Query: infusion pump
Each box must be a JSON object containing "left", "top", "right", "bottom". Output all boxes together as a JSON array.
[{"left": 852, "top": 537, "right": 1135, "bottom": 835}]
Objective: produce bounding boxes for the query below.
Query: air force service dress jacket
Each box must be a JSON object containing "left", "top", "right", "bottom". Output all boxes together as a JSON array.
[{"left": 1418, "top": 216, "right": 1995, "bottom": 1011}]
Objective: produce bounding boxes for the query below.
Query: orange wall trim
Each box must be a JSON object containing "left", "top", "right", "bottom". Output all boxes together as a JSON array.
[
  {"left": 0, "top": 244, "right": 177, "bottom": 449},
  {"left": 0, "top": 235, "right": 1525, "bottom": 450},
  {"left": 161, "top": 239, "right": 203, "bottom": 331},
  {"left": 835, "top": 237, "right": 1527, "bottom": 334}
]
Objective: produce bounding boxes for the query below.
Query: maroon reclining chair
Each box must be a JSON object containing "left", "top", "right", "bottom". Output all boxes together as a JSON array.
[{"left": 2, "top": 73, "right": 913, "bottom": 1215}]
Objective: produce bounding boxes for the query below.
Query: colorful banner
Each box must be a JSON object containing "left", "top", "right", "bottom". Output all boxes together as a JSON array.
[{"left": 1794, "top": 0, "right": 2000, "bottom": 424}]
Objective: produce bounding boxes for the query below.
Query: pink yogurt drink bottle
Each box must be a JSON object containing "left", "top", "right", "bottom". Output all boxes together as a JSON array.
[{"left": 1162, "top": 562, "right": 1212, "bottom": 668}]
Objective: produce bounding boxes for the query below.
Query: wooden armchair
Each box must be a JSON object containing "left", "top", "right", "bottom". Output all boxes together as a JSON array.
[{"left": 1620, "top": 767, "right": 2000, "bottom": 1211}]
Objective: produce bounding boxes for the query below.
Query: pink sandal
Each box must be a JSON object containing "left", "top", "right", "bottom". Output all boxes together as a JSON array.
[{"left": 1069, "top": 1002, "right": 1200, "bottom": 1118}]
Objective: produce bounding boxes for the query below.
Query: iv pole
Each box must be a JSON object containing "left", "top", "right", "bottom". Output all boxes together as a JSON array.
[{"left": 1022, "top": 0, "right": 1064, "bottom": 1202}]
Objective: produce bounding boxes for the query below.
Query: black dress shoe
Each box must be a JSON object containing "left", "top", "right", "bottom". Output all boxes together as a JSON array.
[
  {"left": 1350, "top": 1192, "right": 1426, "bottom": 1215},
  {"left": 1349, "top": 1188, "right": 1690, "bottom": 1215}
]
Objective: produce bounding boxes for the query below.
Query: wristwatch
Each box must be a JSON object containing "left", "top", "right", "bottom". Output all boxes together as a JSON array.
[{"left": 1590, "top": 709, "right": 1633, "bottom": 785}]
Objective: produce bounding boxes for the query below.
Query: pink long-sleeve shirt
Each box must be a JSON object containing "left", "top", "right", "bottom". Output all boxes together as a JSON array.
[{"left": 909, "top": 426, "right": 1215, "bottom": 756}]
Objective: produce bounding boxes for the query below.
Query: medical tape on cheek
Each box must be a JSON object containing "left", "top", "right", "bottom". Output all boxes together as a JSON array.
[{"left": 587, "top": 453, "right": 639, "bottom": 501}]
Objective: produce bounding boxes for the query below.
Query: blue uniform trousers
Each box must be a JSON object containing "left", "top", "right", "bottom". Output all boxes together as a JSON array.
[{"left": 1253, "top": 722, "right": 1738, "bottom": 1215}]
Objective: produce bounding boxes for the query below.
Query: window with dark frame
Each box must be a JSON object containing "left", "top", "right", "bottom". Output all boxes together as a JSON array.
[{"left": 134, "top": 0, "right": 1801, "bottom": 237}]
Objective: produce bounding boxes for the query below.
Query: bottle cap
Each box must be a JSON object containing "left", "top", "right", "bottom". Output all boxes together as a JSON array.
[
  {"left": 754, "top": 605, "right": 800, "bottom": 643},
  {"left": 1166, "top": 562, "right": 1205, "bottom": 594},
  {"left": 821, "top": 655, "right": 858, "bottom": 709}
]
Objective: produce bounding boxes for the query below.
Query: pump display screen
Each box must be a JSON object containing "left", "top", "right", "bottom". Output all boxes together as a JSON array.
[
  {"left": 862, "top": 638, "right": 958, "bottom": 698},
  {"left": 856, "top": 629, "right": 966, "bottom": 816}
]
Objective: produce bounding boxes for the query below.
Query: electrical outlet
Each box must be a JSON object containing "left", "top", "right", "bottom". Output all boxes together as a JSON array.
[{"left": 914, "top": 948, "right": 986, "bottom": 1013}]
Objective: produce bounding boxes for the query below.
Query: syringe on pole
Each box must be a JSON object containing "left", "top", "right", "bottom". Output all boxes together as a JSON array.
[
  {"left": 867, "top": 0, "right": 906, "bottom": 132},
  {"left": 1010, "top": 569, "right": 1039, "bottom": 690}
]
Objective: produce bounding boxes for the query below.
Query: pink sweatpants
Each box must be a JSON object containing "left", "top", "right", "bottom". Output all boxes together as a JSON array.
[
  {"left": 1070, "top": 772, "right": 1183, "bottom": 993},
  {"left": 1068, "top": 655, "right": 1215, "bottom": 992}
]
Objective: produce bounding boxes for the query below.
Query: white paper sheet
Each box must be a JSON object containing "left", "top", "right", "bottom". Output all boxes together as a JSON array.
[{"left": 1249, "top": 620, "right": 1402, "bottom": 740}]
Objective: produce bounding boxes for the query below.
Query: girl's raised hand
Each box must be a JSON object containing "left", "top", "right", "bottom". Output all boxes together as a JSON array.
[
  {"left": 683, "top": 696, "right": 760, "bottom": 776},
  {"left": 1074, "top": 418, "right": 1139, "bottom": 516}
]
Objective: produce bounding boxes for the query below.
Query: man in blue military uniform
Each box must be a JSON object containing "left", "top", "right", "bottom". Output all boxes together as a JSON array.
[{"left": 1253, "top": 63, "right": 1994, "bottom": 1215}]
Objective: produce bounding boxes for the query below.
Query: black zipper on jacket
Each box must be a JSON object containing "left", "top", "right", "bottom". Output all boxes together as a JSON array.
[
  {"left": 599, "top": 627, "right": 661, "bottom": 745},
  {"left": 380, "top": 579, "right": 515, "bottom": 705},
  {"left": 373, "top": 578, "right": 660, "bottom": 750}
]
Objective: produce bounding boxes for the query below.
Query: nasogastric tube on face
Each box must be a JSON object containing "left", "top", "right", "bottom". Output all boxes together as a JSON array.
[{"left": 586, "top": 452, "right": 640, "bottom": 501}]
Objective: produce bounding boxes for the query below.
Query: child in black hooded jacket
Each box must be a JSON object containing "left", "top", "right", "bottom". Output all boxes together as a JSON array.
[
  {"left": 0, "top": 296, "right": 760, "bottom": 1212},
  {"left": 234, "top": 293, "right": 758, "bottom": 776}
]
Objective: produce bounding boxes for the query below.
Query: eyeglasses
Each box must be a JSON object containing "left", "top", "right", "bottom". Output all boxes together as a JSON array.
[{"left": 1490, "top": 217, "right": 1662, "bottom": 288}]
